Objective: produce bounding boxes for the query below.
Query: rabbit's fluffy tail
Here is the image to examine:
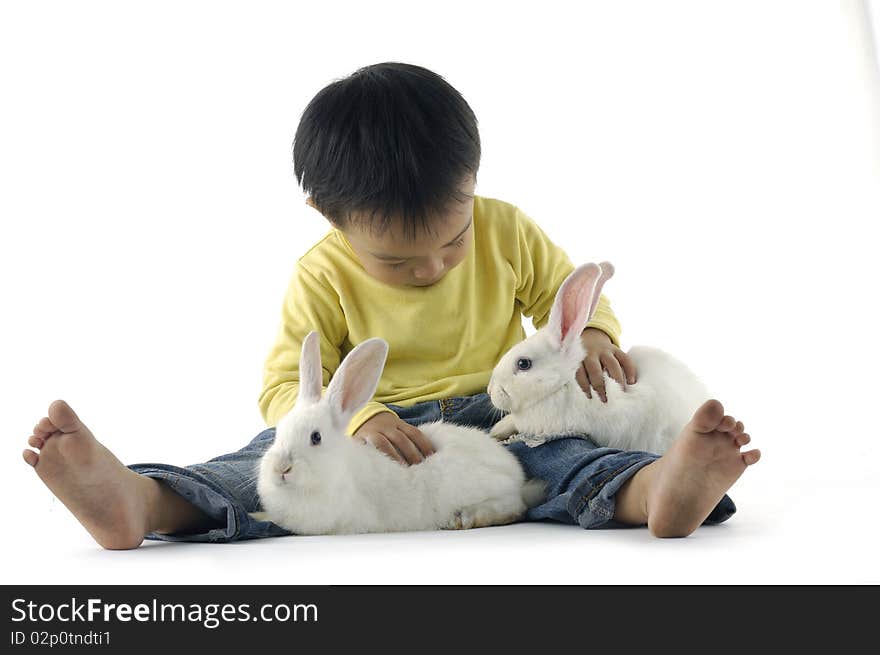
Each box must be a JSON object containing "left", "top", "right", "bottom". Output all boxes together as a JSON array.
[{"left": 521, "top": 479, "right": 548, "bottom": 508}]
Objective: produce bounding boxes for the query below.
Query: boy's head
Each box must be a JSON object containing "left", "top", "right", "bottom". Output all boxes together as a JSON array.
[{"left": 293, "top": 62, "right": 480, "bottom": 287}]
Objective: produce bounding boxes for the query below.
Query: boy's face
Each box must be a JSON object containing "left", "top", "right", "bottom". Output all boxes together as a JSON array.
[{"left": 312, "top": 179, "right": 476, "bottom": 288}]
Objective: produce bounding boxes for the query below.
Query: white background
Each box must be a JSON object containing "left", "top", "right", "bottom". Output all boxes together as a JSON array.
[{"left": 2, "top": 0, "right": 879, "bottom": 584}]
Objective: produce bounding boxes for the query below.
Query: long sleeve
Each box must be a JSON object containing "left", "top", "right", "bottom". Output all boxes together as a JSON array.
[
  {"left": 583, "top": 294, "right": 621, "bottom": 347},
  {"left": 258, "top": 262, "right": 395, "bottom": 432},
  {"left": 513, "top": 206, "right": 622, "bottom": 346}
]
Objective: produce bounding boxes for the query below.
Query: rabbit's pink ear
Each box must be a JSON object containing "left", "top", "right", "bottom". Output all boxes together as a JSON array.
[
  {"left": 298, "top": 331, "right": 323, "bottom": 404},
  {"left": 325, "top": 338, "right": 389, "bottom": 428},
  {"left": 585, "top": 261, "right": 615, "bottom": 321},
  {"left": 547, "top": 263, "right": 603, "bottom": 349}
]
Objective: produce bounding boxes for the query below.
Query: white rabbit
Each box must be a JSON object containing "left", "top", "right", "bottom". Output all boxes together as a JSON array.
[
  {"left": 255, "top": 330, "right": 544, "bottom": 535},
  {"left": 488, "top": 262, "right": 709, "bottom": 454}
]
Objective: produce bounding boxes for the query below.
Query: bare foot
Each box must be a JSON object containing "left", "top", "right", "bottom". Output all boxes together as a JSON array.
[
  {"left": 22, "top": 400, "right": 161, "bottom": 549},
  {"left": 645, "top": 399, "right": 760, "bottom": 538}
]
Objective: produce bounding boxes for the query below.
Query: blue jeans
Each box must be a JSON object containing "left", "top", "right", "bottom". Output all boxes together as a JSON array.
[{"left": 129, "top": 393, "right": 736, "bottom": 542}]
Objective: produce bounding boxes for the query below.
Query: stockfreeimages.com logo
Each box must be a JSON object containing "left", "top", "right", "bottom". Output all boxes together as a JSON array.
[{"left": 11, "top": 597, "right": 318, "bottom": 630}]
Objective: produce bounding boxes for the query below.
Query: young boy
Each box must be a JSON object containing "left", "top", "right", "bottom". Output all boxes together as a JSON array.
[{"left": 22, "top": 62, "right": 759, "bottom": 549}]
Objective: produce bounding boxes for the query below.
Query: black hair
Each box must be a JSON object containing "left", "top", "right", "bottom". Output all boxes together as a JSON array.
[{"left": 293, "top": 62, "right": 480, "bottom": 240}]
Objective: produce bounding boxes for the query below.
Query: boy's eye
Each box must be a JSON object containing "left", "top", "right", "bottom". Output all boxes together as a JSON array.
[
  {"left": 310, "top": 431, "right": 322, "bottom": 446},
  {"left": 383, "top": 235, "right": 465, "bottom": 270},
  {"left": 516, "top": 358, "right": 532, "bottom": 371}
]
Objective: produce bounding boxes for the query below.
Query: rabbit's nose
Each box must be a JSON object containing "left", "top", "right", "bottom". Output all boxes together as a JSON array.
[{"left": 274, "top": 461, "right": 292, "bottom": 481}]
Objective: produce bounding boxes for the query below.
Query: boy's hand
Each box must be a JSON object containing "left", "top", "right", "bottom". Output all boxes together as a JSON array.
[
  {"left": 576, "top": 328, "right": 637, "bottom": 403},
  {"left": 354, "top": 412, "right": 436, "bottom": 466}
]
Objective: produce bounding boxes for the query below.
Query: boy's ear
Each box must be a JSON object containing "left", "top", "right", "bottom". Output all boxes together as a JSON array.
[{"left": 305, "top": 198, "right": 337, "bottom": 230}]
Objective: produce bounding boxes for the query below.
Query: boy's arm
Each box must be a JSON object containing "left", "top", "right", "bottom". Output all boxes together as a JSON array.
[{"left": 258, "top": 263, "right": 394, "bottom": 432}]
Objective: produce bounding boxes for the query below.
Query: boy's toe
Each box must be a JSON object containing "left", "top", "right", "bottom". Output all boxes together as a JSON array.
[
  {"left": 35, "top": 417, "right": 57, "bottom": 437},
  {"left": 718, "top": 415, "right": 737, "bottom": 432},
  {"left": 47, "top": 400, "right": 84, "bottom": 434},
  {"left": 691, "top": 399, "right": 725, "bottom": 433},
  {"left": 23, "top": 449, "right": 38, "bottom": 467}
]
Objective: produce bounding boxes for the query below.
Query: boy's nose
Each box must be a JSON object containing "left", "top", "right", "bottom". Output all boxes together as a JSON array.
[{"left": 413, "top": 260, "right": 444, "bottom": 282}]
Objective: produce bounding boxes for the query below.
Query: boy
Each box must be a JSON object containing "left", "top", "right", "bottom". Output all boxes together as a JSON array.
[{"left": 22, "top": 62, "right": 759, "bottom": 548}]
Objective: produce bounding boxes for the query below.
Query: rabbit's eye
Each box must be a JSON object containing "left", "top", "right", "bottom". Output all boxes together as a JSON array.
[
  {"left": 310, "top": 431, "right": 322, "bottom": 446},
  {"left": 516, "top": 357, "right": 532, "bottom": 371}
]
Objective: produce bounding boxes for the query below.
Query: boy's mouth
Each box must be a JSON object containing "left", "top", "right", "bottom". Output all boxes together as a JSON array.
[{"left": 410, "top": 275, "right": 443, "bottom": 287}]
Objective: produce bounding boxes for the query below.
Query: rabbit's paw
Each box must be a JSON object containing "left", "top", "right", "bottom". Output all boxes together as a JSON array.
[
  {"left": 446, "top": 510, "right": 476, "bottom": 530},
  {"left": 490, "top": 415, "right": 518, "bottom": 440}
]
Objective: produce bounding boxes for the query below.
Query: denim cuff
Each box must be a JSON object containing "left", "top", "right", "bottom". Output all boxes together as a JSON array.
[
  {"left": 130, "top": 463, "right": 291, "bottom": 543},
  {"left": 568, "top": 455, "right": 738, "bottom": 529},
  {"left": 569, "top": 455, "right": 658, "bottom": 529},
  {"left": 127, "top": 463, "right": 243, "bottom": 542},
  {"left": 704, "top": 494, "right": 737, "bottom": 524}
]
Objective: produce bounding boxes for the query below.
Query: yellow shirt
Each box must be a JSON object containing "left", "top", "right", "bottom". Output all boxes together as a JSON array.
[{"left": 259, "top": 195, "right": 622, "bottom": 434}]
